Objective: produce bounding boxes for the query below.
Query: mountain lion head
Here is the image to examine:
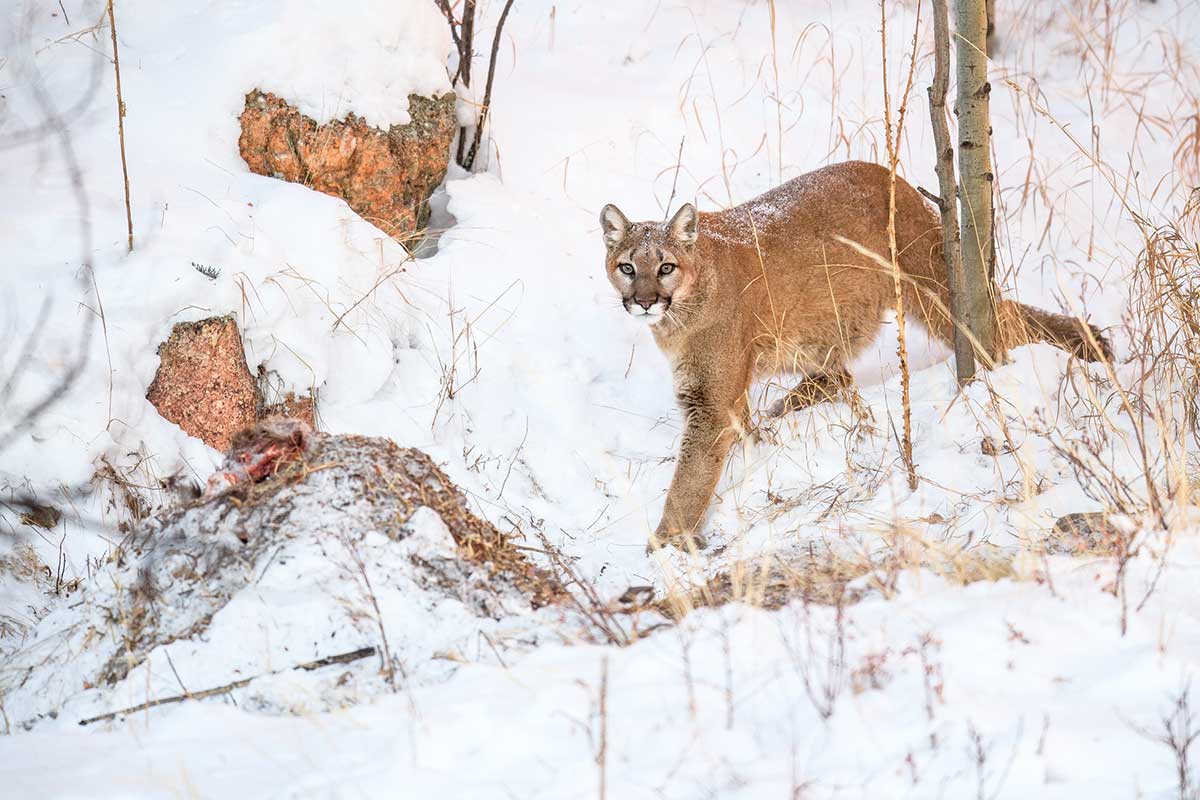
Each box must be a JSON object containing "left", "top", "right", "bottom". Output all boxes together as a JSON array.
[{"left": 598, "top": 203, "right": 699, "bottom": 324}]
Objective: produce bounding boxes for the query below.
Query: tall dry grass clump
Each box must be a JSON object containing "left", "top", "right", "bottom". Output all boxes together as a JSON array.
[
  {"left": 1128, "top": 190, "right": 1200, "bottom": 447},
  {"left": 1039, "top": 189, "right": 1200, "bottom": 536}
]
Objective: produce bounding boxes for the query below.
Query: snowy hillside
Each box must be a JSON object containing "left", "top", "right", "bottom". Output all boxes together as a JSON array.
[{"left": 3, "top": 0, "right": 1200, "bottom": 797}]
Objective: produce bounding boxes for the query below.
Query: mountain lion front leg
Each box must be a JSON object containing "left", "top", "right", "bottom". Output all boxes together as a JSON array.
[{"left": 651, "top": 381, "right": 747, "bottom": 552}]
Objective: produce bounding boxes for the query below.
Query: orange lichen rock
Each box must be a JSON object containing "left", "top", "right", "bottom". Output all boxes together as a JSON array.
[{"left": 238, "top": 89, "right": 456, "bottom": 240}]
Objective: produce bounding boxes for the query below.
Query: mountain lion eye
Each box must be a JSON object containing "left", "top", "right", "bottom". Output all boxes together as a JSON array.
[
  {"left": 659, "top": 263, "right": 676, "bottom": 275},
  {"left": 618, "top": 263, "right": 635, "bottom": 276}
]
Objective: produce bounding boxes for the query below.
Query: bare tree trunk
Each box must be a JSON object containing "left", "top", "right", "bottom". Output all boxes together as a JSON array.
[
  {"left": 463, "top": 0, "right": 515, "bottom": 171},
  {"left": 928, "top": 0, "right": 974, "bottom": 383},
  {"left": 985, "top": 0, "right": 996, "bottom": 54},
  {"left": 454, "top": 0, "right": 477, "bottom": 166},
  {"left": 437, "top": 0, "right": 510, "bottom": 172},
  {"left": 954, "top": 0, "right": 997, "bottom": 360},
  {"left": 459, "top": 0, "right": 476, "bottom": 87}
]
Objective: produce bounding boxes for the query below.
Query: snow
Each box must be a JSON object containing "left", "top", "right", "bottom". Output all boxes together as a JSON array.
[
  {"left": 4, "top": 542, "right": 1200, "bottom": 797},
  {"left": 3, "top": 0, "right": 1200, "bottom": 796}
]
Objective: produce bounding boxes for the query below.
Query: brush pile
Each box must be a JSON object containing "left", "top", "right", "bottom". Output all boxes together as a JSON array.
[{"left": 1, "top": 423, "right": 562, "bottom": 727}]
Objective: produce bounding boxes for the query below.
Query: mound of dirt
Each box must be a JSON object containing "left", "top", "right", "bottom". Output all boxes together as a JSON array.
[
  {"left": 94, "top": 428, "right": 562, "bottom": 686},
  {"left": 0, "top": 427, "right": 563, "bottom": 731}
]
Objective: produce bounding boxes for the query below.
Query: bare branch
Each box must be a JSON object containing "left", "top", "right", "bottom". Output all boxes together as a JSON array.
[{"left": 463, "top": 0, "right": 514, "bottom": 171}]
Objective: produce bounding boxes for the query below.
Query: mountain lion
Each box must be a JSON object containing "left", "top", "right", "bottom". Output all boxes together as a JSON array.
[{"left": 598, "top": 160, "right": 1110, "bottom": 552}]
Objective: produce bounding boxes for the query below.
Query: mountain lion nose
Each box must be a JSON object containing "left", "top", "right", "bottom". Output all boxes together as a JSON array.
[{"left": 635, "top": 298, "right": 655, "bottom": 310}]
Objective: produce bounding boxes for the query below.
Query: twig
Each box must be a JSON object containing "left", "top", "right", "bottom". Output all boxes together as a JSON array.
[
  {"left": 86, "top": 267, "right": 114, "bottom": 428},
  {"left": 480, "top": 630, "right": 508, "bottom": 668},
  {"left": 444, "top": 0, "right": 478, "bottom": 164},
  {"left": 663, "top": 136, "right": 685, "bottom": 221},
  {"left": 78, "top": 647, "right": 377, "bottom": 725},
  {"left": 597, "top": 656, "right": 609, "bottom": 800},
  {"left": 498, "top": 417, "right": 529, "bottom": 498},
  {"left": 460, "top": 0, "right": 476, "bottom": 87},
  {"left": 464, "top": 0, "right": 515, "bottom": 171},
  {"left": 344, "top": 538, "right": 400, "bottom": 691},
  {"left": 434, "top": 0, "right": 464, "bottom": 56},
  {"left": 533, "top": 529, "right": 628, "bottom": 645},
  {"left": 880, "top": 0, "right": 921, "bottom": 490},
  {"left": 297, "top": 647, "right": 378, "bottom": 670},
  {"left": 107, "top": 0, "right": 133, "bottom": 252},
  {"left": 163, "top": 648, "right": 191, "bottom": 698}
]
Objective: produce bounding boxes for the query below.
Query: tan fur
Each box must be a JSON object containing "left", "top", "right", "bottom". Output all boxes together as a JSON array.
[{"left": 600, "top": 160, "right": 1111, "bottom": 551}]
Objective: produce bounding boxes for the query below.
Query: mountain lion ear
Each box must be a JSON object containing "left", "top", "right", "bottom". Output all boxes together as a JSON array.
[
  {"left": 668, "top": 203, "right": 698, "bottom": 247},
  {"left": 600, "top": 204, "right": 630, "bottom": 247}
]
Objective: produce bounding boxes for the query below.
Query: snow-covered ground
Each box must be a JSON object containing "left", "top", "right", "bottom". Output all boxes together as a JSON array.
[{"left": 3, "top": 0, "right": 1199, "bottom": 796}]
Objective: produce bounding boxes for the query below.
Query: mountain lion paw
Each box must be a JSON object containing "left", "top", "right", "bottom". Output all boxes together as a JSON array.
[{"left": 646, "top": 528, "right": 708, "bottom": 554}]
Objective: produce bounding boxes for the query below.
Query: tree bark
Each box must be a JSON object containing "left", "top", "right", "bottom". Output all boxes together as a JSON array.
[
  {"left": 459, "top": 0, "right": 476, "bottom": 87},
  {"left": 985, "top": 0, "right": 996, "bottom": 54},
  {"left": 928, "top": 0, "right": 975, "bottom": 383},
  {"left": 463, "top": 0, "right": 515, "bottom": 171},
  {"left": 954, "top": 0, "right": 997, "bottom": 360}
]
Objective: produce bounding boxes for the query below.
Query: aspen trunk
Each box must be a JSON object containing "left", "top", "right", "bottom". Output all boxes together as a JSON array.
[
  {"left": 986, "top": 0, "right": 996, "bottom": 53},
  {"left": 928, "top": 0, "right": 974, "bottom": 383},
  {"left": 955, "top": 0, "right": 997, "bottom": 360}
]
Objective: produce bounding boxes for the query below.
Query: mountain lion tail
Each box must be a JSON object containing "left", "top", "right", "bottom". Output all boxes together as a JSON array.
[{"left": 997, "top": 301, "right": 1113, "bottom": 363}]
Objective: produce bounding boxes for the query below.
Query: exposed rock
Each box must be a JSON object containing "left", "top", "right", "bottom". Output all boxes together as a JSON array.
[
  {"left": 238, "top": 89, "right": 457, "bottom": 241},
  {"left": 261, "top": 391, "right": 317, "bottom": 429},
  {"left": 146, "top": 316, "right": 258, "bottom": 451}
]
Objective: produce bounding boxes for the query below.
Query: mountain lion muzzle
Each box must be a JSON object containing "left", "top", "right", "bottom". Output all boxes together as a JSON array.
[{"left": 599, "top": 160, "right": 1112, "bottom": 553}]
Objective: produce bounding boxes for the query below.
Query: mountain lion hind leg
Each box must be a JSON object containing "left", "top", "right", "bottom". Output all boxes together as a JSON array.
[{"left": 767, "top": 369, "right": 855, "bottom": 418}]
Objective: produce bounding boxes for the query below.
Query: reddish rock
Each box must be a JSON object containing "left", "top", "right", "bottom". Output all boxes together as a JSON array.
[
  {"left": 261, "top": 391, "right": 317, "bottom": 430},
  {"left": 146, "top": 316, "right": 258, "bottom": 451},
  {"left": 238, "top": 89, "right": 456, "bottom": 241}
]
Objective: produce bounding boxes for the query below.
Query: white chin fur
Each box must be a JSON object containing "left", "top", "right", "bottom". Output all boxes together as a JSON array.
[
  {"left": 628, "top": 303, "right": 668, "bottom": 323},
  {"left": 628, "top": 309, "right": 667, "bottom": 323}
]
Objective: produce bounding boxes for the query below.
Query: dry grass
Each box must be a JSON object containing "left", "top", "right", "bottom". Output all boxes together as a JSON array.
[
  {"left": 1129, "top": 189, "right": 1200, "bottom": 445},
  {"left": 658, "top": 530, "right": 1020, "bottom": 621},
  {"left": 0, "top": 544, "right": 49, "bottom": 641},
  {"left": 879, "top": 0, "right": 923, "bottom": 492}
]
